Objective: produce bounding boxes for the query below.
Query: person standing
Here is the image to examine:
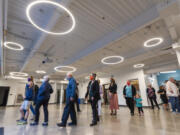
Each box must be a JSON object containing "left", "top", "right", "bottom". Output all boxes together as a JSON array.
[
  {"left": 146, "top": 84, "right": 160, "bottom": 110},
  {"left": 89, "top": 73, "right": 100, "bottom": 126},
  {"left": 98, "top": 79, "right": 103, "bottom": 116},
  {"left": 135, "top": 94, "right": 144, "bottom": 116},
  {"left": 123, "top": 80, "right": 136, "bottom": 116},
  {"left": 57, "top": 73, "right": 77, "bottom": 127},
  {"left": 30, "top": 75, "right": 53, "bottom": 126},
  {"left": 158, "top": 86, "right": 169, "bottom": 110},
  {"left": 166, "top": 77, "right": 180, "bottom": 113},
  {"left": 17, "top": 77, "right": 34, "bottom": 125},
  {"left": 75, "top": 82, "right": 81, "bottom": 112},
  {"left": 109, "top": 78, "right": 119, "bottom": 115}
]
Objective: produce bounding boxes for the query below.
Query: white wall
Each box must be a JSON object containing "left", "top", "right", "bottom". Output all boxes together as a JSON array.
[
  {"left": 0, "top": 79, "right": 62, "bottom": 106},
  {"left": 78, "top": 69, "right": 149, "bottom": 106},
  {"left": 0, "top": 79, "right": 26, "bottom": 106}
]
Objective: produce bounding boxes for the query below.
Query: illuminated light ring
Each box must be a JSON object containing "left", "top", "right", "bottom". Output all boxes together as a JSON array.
[
  {"left": 101, "top": 56, "right": 124, "bottom": 65},
  {"left": 36, "top": 70, "right": 46, "bottom": 74},
  {"left": 54, "top": 66, "right": 77, "bottom": 73},
  {"left": 144, "top": 37, "right": 163, "bottom": 47},
  {"left": 133, "top": 64, "right": 145, "bottom": 68},
  {"left": 26, "top": 0, "right": 76, "bottom": 35},
  {"left": 9, "top": 72, "right": 28, "bottom": 77},
  {"left": 4, "top": 42, "right": 24, "bottom": 51},
  {"left": 5, "top": 75, "right": 27, "bottom": 80}
]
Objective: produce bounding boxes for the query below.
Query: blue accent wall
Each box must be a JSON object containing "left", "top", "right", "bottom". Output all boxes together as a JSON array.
[{"left": 157, "top": 70, "right": 180, "bottom": 86}]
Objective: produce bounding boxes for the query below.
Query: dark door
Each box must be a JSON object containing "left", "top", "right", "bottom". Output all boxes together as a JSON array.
[{"left": 0, "top": 87, "right": 10, "bottom": 106}]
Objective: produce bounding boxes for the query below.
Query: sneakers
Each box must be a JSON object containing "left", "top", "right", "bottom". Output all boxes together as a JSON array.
[
  {"left": 42, "top": 122, "right": 48, "bottom": 126},
  {"left": 30, "top": 122, "right": 38, "bottom": 126},
  {"left": 57, "top": 123, "right": 66, "bottom": 127},
  {"left": 17, "top": 120, "right": 27, "bottom": 125}
]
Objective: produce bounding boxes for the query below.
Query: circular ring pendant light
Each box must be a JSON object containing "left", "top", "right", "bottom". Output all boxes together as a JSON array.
[
  {"left": 101, "top": 56, "right": 124, "bottom": 65},
  {"left": 133, "top": 64, "right": 145, "bottom": 68},
  {"left": 54, "top": 66, "right": 77, "bottom": 73},
  {"left": 9, "top": 72, "right": 28, "bottom": 77},
  {"left": 4, "top": 42, "right": 24, "bottom": 51},
  {"left": 144, "top": 37, "right": 163, "bottom": 47},
  {"left": 26, "top": 0, "right": 76, "bottom": 35}
]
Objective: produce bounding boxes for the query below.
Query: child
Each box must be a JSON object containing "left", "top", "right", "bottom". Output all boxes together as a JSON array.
[
  {"left": 135, "top": 94, "right": 144, "bottom": 116},
  {"left": 17, "top": 78, "right": 34, "bottom": 125}
]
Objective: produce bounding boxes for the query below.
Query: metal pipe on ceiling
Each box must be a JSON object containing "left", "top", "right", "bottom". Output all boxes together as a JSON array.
[{"left": 0, "top": 0, "right": 8, "bottom": 77}]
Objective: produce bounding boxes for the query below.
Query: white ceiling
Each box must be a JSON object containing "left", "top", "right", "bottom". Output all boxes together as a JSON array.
[{"left": 1, "top": 0, "right": 180, "bottom": 80}]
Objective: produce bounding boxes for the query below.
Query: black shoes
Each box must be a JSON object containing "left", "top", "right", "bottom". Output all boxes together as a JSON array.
[
  {"left": 90, "top": 122, "right": 97, "bottom": 127},
  {"left": 68, "top": 122, "right": 77, "bottom": 126},
  {"left": 57, "top": 123, "right": 66, "bottom": 127},
  {"left": 42, "top": 122, "right": 48, "bottom": 126}
]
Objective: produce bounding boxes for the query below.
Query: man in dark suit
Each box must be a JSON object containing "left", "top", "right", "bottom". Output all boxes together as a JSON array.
[{"left": 88, "top": 73, "right": 100, "bottom": 126}]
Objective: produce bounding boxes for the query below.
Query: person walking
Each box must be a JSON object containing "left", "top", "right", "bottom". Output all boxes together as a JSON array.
[
  {"left": 146, "top": 84, "right": 160, "bottom": 110},
  {"left": 135, "top": 94, "right": 144, "bottom": 116},
  {"left": 123, "top": 80, "right": 136, "bottom": 116},
  {"left": 57, "top": 73, "right": 77, "bottom": 127},
  {"left": 166, "top": 77, "right": 180, "bottom": 113},
  {"left": 109, "top": 78, "right": 119, "bottom": 115},
  {"left": 30, "top": 75, "right": 53, "bottom": 126}
]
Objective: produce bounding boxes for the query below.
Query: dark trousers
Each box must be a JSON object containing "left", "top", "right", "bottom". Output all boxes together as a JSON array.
[
  {"left": 138, "top": 107, "right": 144, "bottom": 114},
  {"left": 35, "top": 99, "right": 49, "bottom": 123},
  {"left": 75, "top": 95, "right": 80, "bottom": 111},
  {"left": 149, "top": 98, "right": 159, "bottom": 109},
  {"left": 169, "top": 96, "right": 180, "bottom": 112},
  {"left": 126, "top": 97, "right": 134, "bottom": 114},
  {"left": 61, "top": 100, "right": 77, "bottom": 125},
  {"left": 91, "top": 99, "right": 99, "bottom": 123}
]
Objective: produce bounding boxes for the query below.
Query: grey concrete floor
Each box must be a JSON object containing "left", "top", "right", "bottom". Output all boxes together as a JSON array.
[{"left": 0, "top": 104, "right": 180, "bottom": 135}]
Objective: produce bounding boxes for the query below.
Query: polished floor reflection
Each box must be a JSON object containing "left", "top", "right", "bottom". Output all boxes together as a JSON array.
[{"left": 0, "top": 105, "right": 180, "bottom": 135}]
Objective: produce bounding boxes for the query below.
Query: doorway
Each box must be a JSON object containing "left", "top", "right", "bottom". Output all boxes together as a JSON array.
[
  {"left": 0, "top": 87, "right": 10, "bottom": 106},
  {"left": 103, "top": 83, "right": 110, "bottom": 105},
  {"left": 57, "top": 89, "right": 61, "bottom": 104},
  {"left": 130, "top": 79, "right": 140, "bottom": 94}
]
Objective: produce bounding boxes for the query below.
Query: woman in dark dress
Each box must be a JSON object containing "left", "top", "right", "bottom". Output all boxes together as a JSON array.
[{"left": 158, "top": 86, "right": 169, "bottom": 110}]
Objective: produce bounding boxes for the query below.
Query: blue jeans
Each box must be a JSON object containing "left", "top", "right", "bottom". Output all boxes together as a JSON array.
[
  {"left": 169, "top": 97, "right": 180, "bottom": 112},
  {"left": 61, "top": 100, "right": 77, "bottom": 125},
  {"left": 30, "top": 105, "right": 36, "bottom": 116}
]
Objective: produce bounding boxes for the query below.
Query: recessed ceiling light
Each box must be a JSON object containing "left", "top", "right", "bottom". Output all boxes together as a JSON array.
[
  {"left": 144, "top": 37, "right": 163, "bottom": 47},
  {"left": 36, "top": 70, "right": 46, "bottom": 74},
  {"left": 160, "top": 71, "right": 176, "bottom": 74},
  {"left": 9, "top": 72, "right": 28, "bottom": 77},
  {"left": 133, "top": 64, "right": 145, "bottom": 68},
  {"left": 54, "top": 66, "right": 77, "bottom": 73},
  {"left": 4, "top": 42, "right": 24, "bottom": 51},
  {"left": 101, "top": 56, "right": 124, "bottom": 65},
  {"left": 26, "top": 0, "right": 76, "bottom": 35}
]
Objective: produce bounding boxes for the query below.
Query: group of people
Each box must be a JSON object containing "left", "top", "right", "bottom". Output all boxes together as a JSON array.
[{"left": 16, "top": 72, "right": 180, "bottom": 127}]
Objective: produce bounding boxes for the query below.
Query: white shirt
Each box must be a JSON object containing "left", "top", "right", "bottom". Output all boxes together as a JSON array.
[{"left": 166, "top": 81, "right": 179, "bottom": 97}]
